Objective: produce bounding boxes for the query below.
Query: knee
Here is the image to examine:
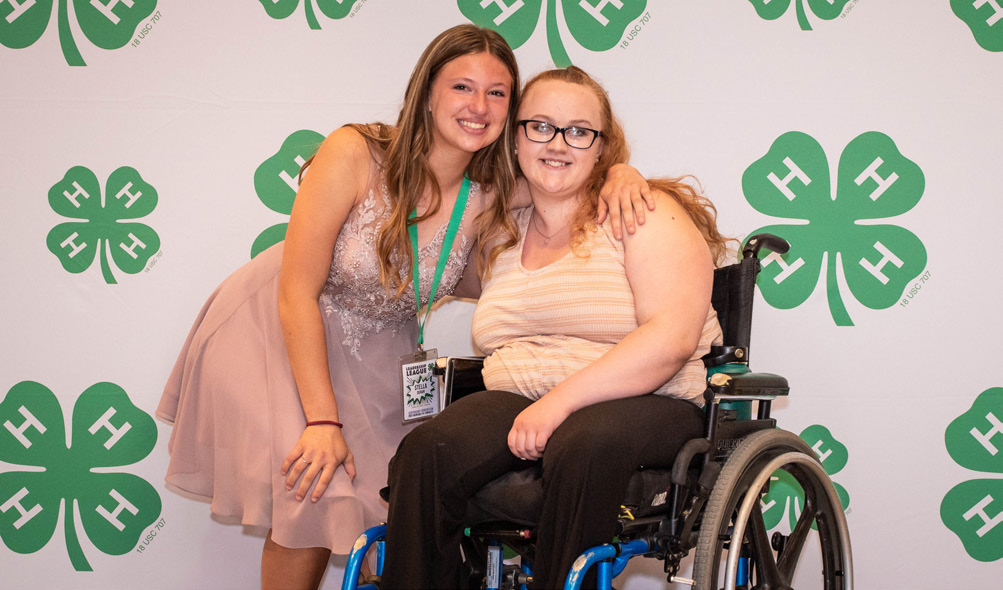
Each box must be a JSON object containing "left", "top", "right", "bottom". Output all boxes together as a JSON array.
[
  {"left": 396, "top": 419, "right": 454, "bottom": 464},
  {"left": 543, "top": 426, "right": 618, "bottom": 476},
  {"left": 548, "top": 408, "right": 623, "bottom": 456},
  {"left": 541, "top": 406, "right": 637, "bottom": 480}
]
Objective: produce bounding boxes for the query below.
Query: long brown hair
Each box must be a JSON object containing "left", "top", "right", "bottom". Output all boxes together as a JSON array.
[
  {"left": 355, "top": 25, "right": 521, "bottom": 295},
  {"left": 517, "top": 66, "right": 734, "bottom": 265}
]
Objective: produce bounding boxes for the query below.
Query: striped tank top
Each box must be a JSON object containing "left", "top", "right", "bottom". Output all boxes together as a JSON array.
[{"left": 472, "top": 207, "right": 722, "bottom": 404}]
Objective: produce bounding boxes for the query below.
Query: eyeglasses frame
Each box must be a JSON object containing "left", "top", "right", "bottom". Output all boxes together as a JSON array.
[{"left": 516, "top": 119, "right": 604, "bottom": 150}]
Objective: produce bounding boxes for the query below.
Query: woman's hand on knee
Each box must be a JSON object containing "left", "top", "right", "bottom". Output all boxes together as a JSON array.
[
  {"left": 281, "top": 425, "right": 356, "bottom": 502},
  {"left": 507, "top": 396, "right": 572, "bottom": 460}
]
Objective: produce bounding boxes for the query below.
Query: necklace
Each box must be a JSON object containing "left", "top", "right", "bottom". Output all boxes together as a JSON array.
[{"left": 531, "top": 212, "right": 572, "bottom": 246}]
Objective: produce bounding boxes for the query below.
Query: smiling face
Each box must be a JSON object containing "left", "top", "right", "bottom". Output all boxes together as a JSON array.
[
  {"left": 516, "top": 79, "right": 603, "bottom": 201},
  {"left": 427, "top": 51, "right": 513, "bottom": 162}
]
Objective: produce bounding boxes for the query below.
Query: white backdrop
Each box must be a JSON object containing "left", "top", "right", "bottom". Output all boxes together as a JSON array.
[{"left": 2, "top": 1, "right": 1002, "bottom": 588}]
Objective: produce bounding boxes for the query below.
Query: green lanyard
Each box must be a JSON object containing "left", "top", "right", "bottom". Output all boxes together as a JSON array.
[{"left": 408, "top": 175, "right": 471, "bottom": 350}]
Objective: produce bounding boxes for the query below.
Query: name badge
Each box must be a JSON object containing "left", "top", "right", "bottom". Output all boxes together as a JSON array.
[{"left": 399, "top": 348, "right": 439, "bottom": 422}]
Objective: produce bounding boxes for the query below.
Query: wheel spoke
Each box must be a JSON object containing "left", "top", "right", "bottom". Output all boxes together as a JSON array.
[
  {"left": 805, "top": 476, "right": 848, "bottom": 590},
  {"left": 747, "top": 500, "right": 789, "bottom": 589},
  {"left": 778, "top": 485, "right": 817, "bottom": 579}
]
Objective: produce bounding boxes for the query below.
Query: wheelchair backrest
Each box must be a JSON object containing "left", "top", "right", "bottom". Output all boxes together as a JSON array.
[
  {"left": 709, "top": 233, "right": 790, "bottom": 358},
  {"left": 710, "top": 259, "right": 759, "bottom": 352}
]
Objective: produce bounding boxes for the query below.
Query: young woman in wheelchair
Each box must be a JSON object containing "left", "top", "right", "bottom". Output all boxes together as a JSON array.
[{"left": 380, "top": 66, "right": 733, "bottom": 589}]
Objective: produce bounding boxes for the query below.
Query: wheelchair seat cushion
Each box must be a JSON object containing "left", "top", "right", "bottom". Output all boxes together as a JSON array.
[{"left": 470, "top": 464, "right": 544, "bottom": 526}]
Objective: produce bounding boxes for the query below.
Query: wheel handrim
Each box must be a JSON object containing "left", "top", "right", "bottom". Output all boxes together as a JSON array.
[{"left": 724, "top": 451, "right": 853, "bottom": 590}]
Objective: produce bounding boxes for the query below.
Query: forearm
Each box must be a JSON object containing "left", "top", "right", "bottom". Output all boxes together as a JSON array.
[
  {"left": 278, "top": 295, "right": 340, "bottom": 421},
  {"left": 545, "top": 320, "right": 697, "bottom": 414}
]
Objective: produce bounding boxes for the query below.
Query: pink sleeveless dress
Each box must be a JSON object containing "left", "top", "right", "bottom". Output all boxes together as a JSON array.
[{"left": 157, "top": 180, "right": 478, "bottom": 553}]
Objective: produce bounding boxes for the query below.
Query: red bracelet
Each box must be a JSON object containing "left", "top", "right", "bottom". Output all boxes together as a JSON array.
[{"left": 306, "top": 420, "right": 344, "bottom": 428}]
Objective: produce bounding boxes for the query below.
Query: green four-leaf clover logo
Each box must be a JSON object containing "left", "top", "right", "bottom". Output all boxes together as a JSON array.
[
  {"left": 460, "top": 0, "right": 646, "bottom": 67},
  {"left": 0, "top": 381, "right": 162, "bottom": 571},
  {"left": 251, "top": 130, "right": 324, "bottom": 258},
  {"left": 952, "top": 0, "right": 1003, "bottom": 51},
  {"left": 259, "top": 0, "right": 361, "bottom": 30},
  {"left": 0, "top": 0, "right": 157, "bottom": 66},
  {"left": 762, "top": 425, "right": 850, "bottom": 532},
  {"left": 743, "top": 131, "right": 927, "bottom": 326},
  {"left": 46, "top": 166, "right": 160, "bottom": 285},
  {"left": 942, "top": 387, "right": 1003, "bottom": 562},
  {"left": 748, "top": 0, "right": 850, "bottom": 30}
]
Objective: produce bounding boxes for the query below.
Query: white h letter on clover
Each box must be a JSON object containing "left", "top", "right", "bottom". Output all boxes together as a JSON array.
[
  {"left": 479, "top": 0, "right": 525, "bottom": 26},
  {"left": 60, "top": 232, "right": 88, "bottom": 258},
  {"left": 579, "top": 0, "right": 624, "bottom": 26},
  {"left": 90, "top": 0, "right": 134, "bottom": 25},
  {"left": 767, "top": 157, "right": 811, "bottom": 201},
  {"left": 812, "top": 439, "right": 834, "bottom": 463},
  {"left": 88, "top": 407, "right": 132, "bottom": 449},
  {"left": 970, "top": 412, "right": 1003, "bottom": 456},
  {"left": 962, "top": 495, "right": 1003, "bottom": 538},
  {"left": 63, "top": 181, "right": 91, "bottom": 208},
  {"left": 115, "top": 181, "right": 142, "bottom": 208},
  {"left": 761, "top": 251, "right": 805, "bottom": 284},
  {"left": 4, "top": 406, "right": 47, "bottom": 449},
  {"left": 1, "top": 488, "right": 43, "bottom": 529},
  {"left": 854, "top": 157, "right": 899, "bottom": 201},
  {"left": 95, "top": 489, "right": 139, "bottom": 531},
  {"left": 859, "top": 241, "right": 904, "bottom": 285},
  {"left": 119, "top": 233, "right": 148, "bottom": 259},
  {"left": 279, "top": 155, "right": 308, "bottom": 193},
  {"left": 3, "top": 0, "right": 36, "bottom": 24},
  {"left": 973, "top": 0, "right": 1003, "bottom": 27}
]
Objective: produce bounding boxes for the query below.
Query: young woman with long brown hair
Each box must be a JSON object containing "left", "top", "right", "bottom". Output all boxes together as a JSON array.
[{"left": 158, "top": 27, "right": 649, "bottom": 590}]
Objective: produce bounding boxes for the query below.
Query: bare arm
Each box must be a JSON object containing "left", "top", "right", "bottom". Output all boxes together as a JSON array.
[
  {"left": 277, "top": 127, "right": 371, "bottom": 500},
  {"left": 507, "top": 191, "right": 715, "bottom": 459}
]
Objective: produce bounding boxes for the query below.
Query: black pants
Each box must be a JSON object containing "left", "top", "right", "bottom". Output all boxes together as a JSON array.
[{"left": 380, "top": 390, "right": 703, "bottom": 590}]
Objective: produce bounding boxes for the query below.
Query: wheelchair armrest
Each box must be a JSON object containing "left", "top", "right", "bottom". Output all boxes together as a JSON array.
[{"left": 707, "top": 371, "right": 789, "bottom": 400}]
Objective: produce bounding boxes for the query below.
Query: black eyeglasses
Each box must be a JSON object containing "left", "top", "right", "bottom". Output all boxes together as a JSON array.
[{"left": 517, "top": 120, "right": 603, "bottom": 149}]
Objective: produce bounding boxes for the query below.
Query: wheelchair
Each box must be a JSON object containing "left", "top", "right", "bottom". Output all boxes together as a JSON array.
[{"left": 342, "top": 233, "right": 853, "bottom": 590}]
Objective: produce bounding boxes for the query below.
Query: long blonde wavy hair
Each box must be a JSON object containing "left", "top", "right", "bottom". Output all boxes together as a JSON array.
[{"left": 517, "top": 67, "right": 734, "bottom": 266}]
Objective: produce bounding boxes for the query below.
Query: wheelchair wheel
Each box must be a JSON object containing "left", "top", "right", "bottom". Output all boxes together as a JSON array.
[{"left": 692, "top": 429, "right": 852, "bottom": 590}]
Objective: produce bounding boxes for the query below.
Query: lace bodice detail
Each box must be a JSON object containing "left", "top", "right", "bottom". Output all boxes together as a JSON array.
[{"left": 319, "top": 182, "right": 476, "bottom": 359}]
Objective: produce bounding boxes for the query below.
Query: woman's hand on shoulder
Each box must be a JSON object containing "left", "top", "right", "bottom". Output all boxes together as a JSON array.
[
  {"left": 281, "top": 424, "right": 356, "bottom": 502},
  {"left": 507, "top": 394, "right": 573, "bottom": 460},
  {"left": 597, "top": 163, "right": 655, "bottom": 240}
]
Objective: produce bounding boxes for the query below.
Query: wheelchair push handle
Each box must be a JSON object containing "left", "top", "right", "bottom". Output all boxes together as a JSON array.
[{"left": 743, "top": 233, "right": 789, "bottom": 260}]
